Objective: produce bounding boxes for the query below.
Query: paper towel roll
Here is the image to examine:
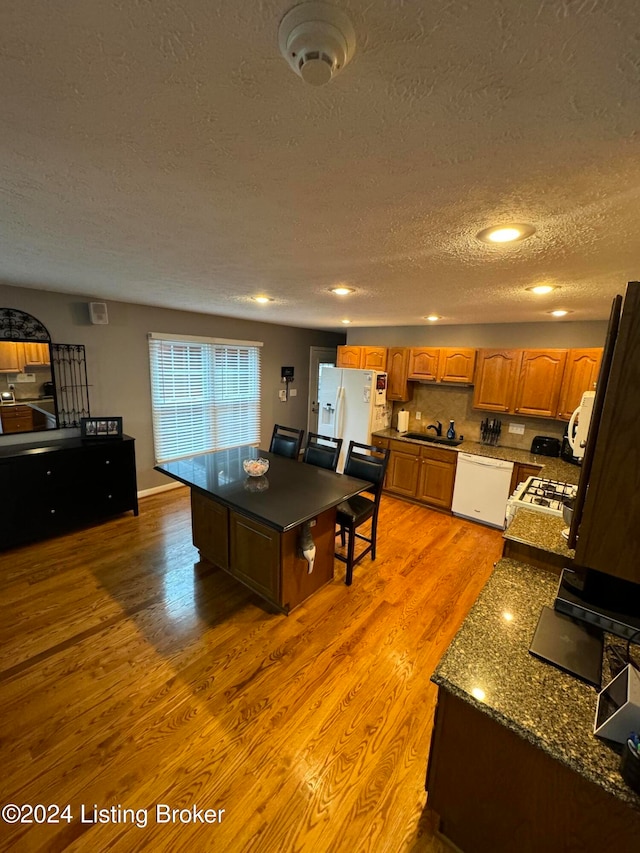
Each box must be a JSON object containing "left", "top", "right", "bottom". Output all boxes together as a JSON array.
[{"left": 397, "top": 410, "right": 409, "bottom": 433}]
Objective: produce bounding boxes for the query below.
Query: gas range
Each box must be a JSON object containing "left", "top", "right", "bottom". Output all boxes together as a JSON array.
[{"left": 505, "top": 476, "right": 578, "bottom": 525}]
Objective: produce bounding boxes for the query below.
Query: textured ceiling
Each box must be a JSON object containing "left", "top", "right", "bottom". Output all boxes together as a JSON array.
[{"left": 1, "top": 1, "right": 639, "bottom": 329}]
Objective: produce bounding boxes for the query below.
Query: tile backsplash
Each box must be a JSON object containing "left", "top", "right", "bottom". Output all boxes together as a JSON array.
[{"left": 391, "top": 384, "right": 566, "bottom": 450}]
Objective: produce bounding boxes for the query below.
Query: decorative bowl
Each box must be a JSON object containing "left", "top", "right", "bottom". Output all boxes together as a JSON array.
[{"left": 243, "top": 457, "right": 270, "bottom": 477}]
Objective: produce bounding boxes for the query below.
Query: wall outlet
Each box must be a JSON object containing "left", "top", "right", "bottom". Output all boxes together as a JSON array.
[
  {"left": 8, "top": 384, "right": 15, "bottom": 391},
  {"left": 415, "top": 411, "right": 422, "bottom": 420},
  {"left": 278, "top": 389, "right": 287, "bottom": 401},
  {"left": 508, "top": 423, "right": 525, "bottom": 435}
]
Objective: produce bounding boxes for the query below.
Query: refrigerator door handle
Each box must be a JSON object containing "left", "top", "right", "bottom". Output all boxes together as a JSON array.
[{"left": 335, "top": 386, "right": 345, "bottom": 440}]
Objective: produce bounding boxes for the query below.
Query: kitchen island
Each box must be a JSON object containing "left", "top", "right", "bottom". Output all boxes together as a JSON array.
[
  {"left": 155, "top": 446, "right": 369, "bottom": 613},
  {"left": 426, "top": 558, "right": 640, "bottom": 852}
]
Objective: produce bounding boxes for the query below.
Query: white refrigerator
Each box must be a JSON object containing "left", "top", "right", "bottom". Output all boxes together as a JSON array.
[{"left": 317, "top": 367, "right": 392, "bottom": 472}]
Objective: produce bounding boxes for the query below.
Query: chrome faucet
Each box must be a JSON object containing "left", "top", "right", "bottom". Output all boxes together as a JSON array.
[{"left": 427, "top": 421, "right": 442, "bottom": 437}]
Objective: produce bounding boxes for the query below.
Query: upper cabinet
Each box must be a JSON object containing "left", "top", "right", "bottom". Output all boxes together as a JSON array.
[
  {"left": 438, "top": 348, "right": 476, "bottom": 384},
  {"left": 407, "top": 347, "right": 476, "bottom": 383},
  {"left": 336, "top": 345, "right": 387, "bottom": 371},
  {"left": 473, "top": 347, "right": 603, "bottom": 419},
  {"left": 556, "top": 348, "right": 602, "bottom": 420},
  {"left": 513, "top": 349, "right": 568, "bottom": 418},
  {"left": 21, "top": 342, "right": 51, "bottom": 367},
  {"left": 408, "top": 347, "right": 439, "bottom": 381},
  {"left": 0, "top": 341, "right": 51, "bottom": 372},
  {"left": 472, "top": 350, "right": 521, "bottom": 412},
  {"left": 386, "top": 347, "right": 413, "bottom": 402}
]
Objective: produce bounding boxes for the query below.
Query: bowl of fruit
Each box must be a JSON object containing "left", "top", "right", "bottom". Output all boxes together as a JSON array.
[{"left": 243, "top": 457, "right": 270, "bottom": 477}]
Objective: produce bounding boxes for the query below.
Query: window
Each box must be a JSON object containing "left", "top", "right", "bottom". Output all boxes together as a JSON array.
[{"left": 148, "top": 333, "right": 262, "bottom": 463}]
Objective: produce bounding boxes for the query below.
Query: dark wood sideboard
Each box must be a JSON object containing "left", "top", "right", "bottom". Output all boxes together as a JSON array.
[{"left": 0, "top": 435, "right": 138, "bottom": 550}]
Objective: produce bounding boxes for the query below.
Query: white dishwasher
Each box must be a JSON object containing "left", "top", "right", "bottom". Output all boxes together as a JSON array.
[{"left": 451, "top": 453, "right": 514, "bottom": 528}]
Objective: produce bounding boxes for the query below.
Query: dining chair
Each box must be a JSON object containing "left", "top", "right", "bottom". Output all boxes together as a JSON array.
[
  {"left": 335, "top": 440, "right": 390, "bottom": 586},
  {"left": 269, "top": 424, "right": 305, "bottom": 460},
  {"left": 302, "top": 432, "right": 343, "bottom": 472}
]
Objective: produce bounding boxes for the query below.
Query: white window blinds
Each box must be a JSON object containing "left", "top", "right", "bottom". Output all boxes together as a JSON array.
[{"left": 148, "top": 333, "right": 262, "bottom": 463}]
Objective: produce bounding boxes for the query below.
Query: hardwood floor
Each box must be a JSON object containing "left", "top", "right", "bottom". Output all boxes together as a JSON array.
[{"left": 0, "top": 488, "right": 503, "bottom": 852}]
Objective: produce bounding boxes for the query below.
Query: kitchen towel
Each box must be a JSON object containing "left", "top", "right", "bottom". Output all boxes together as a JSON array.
[{"left": 397, "top": 410, "right": 409, "bottom": 433}]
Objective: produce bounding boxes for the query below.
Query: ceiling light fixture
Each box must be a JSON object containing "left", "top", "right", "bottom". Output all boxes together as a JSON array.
[
  {"left": 526, "top": 285, "right": 557, "bottom": 295},
  {"left": 278, "top": 1, "right": 356, "bottom": 87},
  {"left": 253, "top": 296, "right": 274, "bottom": 304},
  {"left": 330, "top": 286, "right": 355, "bottom": 296},
  {"left": 424, "top": 315, "right": 440, "bottom": 322},
  {"left": 341, "top": 319, "right": 351, "bottom": 325},
  {"left": 549, "top": 309, "right": 571, "bottom": 317},
  {"left": 476, "top": 224, "right": 536, "bottom": 244}
]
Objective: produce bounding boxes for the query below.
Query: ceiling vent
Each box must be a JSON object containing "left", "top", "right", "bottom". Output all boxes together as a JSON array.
[{"left": 278, "top": 2, "right": 356, "bottom": 87}]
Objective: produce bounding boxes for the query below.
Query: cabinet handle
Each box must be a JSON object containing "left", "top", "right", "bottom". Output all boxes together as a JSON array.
[
  {"left": 105, "top": 460, "right": 110, "bottom": 465},
  {"left": 108, "top": 494, "right": 112, "bottom": 499},
  {"left": 46, "top": 470, "right": 52, "bottom": 476},
  {"left": 50, "top": 509, "right": 55, "bottom": 514}
]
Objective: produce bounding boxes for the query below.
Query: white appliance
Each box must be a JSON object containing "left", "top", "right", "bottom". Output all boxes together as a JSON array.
[
  {"left": 317, "top": 367, "right": 391, "bottom": 472},
  {"left": 505, "top": 476, "right": 578, "bottom": 527},
  {"left": 567, "top": 390, "right": 595, "bottom": 461},
  {"left": 451, "top": 453, "right": 514, "bottom": 529}
]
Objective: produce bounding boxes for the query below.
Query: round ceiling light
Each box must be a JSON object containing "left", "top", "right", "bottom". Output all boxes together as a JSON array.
[
  {"left": 330, "top": 286, "right": 355, "bottom": 296},
  {"left": 424, "top": 315, "right": 440, "bottom": 322},
  {"left": 526, "top": 284, "right": 557, "bottom": 295},
  {"left": 341, "top": 319, "right": 351, "bottom": 325},
  {"left": 476, "top": 224, "right": 536, "bottom": 244},
  {"left": 548, "top": 309, "right": 572, "bottom": 317},
  {"left": 253, "top": 296, "right": 274, "bottom": 304}
]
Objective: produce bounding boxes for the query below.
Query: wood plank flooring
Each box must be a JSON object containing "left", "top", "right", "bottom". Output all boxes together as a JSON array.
[{"left": 0, "top": 488, "right": 503, "bottom": 853}]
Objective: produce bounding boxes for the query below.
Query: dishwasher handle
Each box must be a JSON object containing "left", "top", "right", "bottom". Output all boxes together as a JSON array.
[{"left": 458, "top": 453, "right": 514, "bottom": 470}]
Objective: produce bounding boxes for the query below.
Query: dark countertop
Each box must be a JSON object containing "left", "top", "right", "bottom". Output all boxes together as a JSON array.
[
  {"left": 155, "top": 446, "right": 370, "bottom": 533},
  {"left": 372, "top": 428, "right": 581, "bottom": 484},
  {"left": 432, "top": 558, "right": 640, "bottom": 810},
  {"left": 504, "top": 507, "right": 576, "bottom": 559}
]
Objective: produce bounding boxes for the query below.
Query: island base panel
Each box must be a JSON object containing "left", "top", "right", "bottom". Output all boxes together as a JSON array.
[
  {"left": 427, "top": 689, "right": 640, "bottom": 853},
  {"left": 192, "top": 490, "right": 229, "bottom": 570},
  {"left": 280, "top": 508, "right": 336, "bottom": 612},
  {"left": 230, "top": 512, "right": 281, "bottom": 605}
]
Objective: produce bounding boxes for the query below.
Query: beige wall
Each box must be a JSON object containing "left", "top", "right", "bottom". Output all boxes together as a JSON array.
[
  {"left": 347, "top": 321, "right": 608, "bottom": 349},
  {"left": 0, "top": 284, "right": 345, "bottom": 490}
]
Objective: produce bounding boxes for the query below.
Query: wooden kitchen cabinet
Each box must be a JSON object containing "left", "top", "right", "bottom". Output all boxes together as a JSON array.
[
  {"left": 21, "top": 342, "right": 50, "bottom": 366},
  {"left": 509, "top": 462, "right": 542, "bottom": 495},
  {"left": 513, "top": 349, "right": 568, "bottom": 418},
  {"left": 472, "top": 349, "right": 521, "bottom": 412},
  {"left": 386, "top": 439, "right": 457, "bottom": 510},
  {"left": 0, "top": 342, "right": 21, "bottom": 372},
  {"left": 336, "top": 345, "right": 387, "bottom": 371},
  {"left": 386, "top": 347, "right": 413, "bottom": 402},
  {"left": 408, "top": 347, "right": 439, "bottom": 381},
  {"left": 386, "top": 440, "right": 421, "bottom": 497},
  {"left": 437, "top": 348, "right": 476, "bottom": 384},
  {"left": 416, "top": 446, "right": 457, "bottom": 509},
  {"left": 1, "top": 405, "right": 35, "bottom": 434},
  {"left": 556, "top": 348, "right": 602, "bottom": 420}
]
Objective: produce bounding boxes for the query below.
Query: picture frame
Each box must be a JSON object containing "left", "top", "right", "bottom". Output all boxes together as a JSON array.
[{"left": 81, "top": 416, "right": 123, "bottom": 439}]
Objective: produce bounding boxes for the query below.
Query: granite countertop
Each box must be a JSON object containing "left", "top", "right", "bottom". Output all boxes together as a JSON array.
[
  {"left": 432, "top": 558, "right": 640, "bottom": 810},
  {"left": 372, "top": 428, "right": 581, "bottom": 484},
  {"left": 504, "top": 508, "right": 576, "bottom": 559}
]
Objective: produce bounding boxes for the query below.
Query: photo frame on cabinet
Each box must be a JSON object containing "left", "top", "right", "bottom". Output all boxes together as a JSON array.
[{"left": 81, "top": 416, "right": 123, "bottom": 439}]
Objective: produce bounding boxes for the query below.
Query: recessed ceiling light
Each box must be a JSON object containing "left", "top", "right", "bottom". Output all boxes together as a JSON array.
[
  {"left": 341, "top": 319, "right": 351, "bottom": 325},
  {"left": 476, "top": 223, "right": 536, "bottom": 244},
  {"left": 548, "top": 309, "right": 572, "bottom": 317},
  {"left": 330, "top": 286, "right": 355, "bottom": 296},
  {"left": 424, "top": 315, "right": 440, "bottom": 322},
  {"left": 252, "top": 296, "right": 273, "bottom": 304},
  {"left": 526, "top": 285, "right": 557, "bottom": 295}
]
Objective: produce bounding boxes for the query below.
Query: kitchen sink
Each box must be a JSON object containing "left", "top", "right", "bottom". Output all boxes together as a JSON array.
[{"left": 403, "top": 432, "right": 463, "bottom": 447}]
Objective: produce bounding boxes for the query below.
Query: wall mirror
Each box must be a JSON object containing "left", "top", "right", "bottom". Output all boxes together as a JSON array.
[{"left": 0, "top": 308, "right": 58, "bottom": 436}]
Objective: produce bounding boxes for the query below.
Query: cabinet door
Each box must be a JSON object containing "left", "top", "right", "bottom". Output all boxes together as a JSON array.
[
  {"left": 14, "top": 451, "right": 76, "bottom": 531},
  {"left": 336, "top": 345, "right": 363, "bottom": 369},
  {"left": 361, "top": 346, "right": 387, "bottom": 370},
  {"left": 509, "top": 463, "right": 542, "bottom": 495},
  {"left": 192, "top": 490, "right": 229, "bottom": 570},
  {"left": 386, "top": 443, "right": 420, "bottom": 497},
  {"left": 513, "top": 350, "right": 567, "bottom": 418},
  {"left": 556, "top": 348, "right": 602, "bottom": 420},
  {"left": 472, "top": 350, "right": 521, "bottom": 413},
  {"left": 0, "top": 342, "right": 21, "bottom": 372},
  {"left": 229, "top": 511, "right": 280, "bottom": 604},
  {"left": 80, "top": 442, "right": 138, "bottom": 517},
  {"left": 22, "top": 342, "right": 51, "bottom": 366},
  {"left": 408, "top": 348, "right": 440, "bottom": 380},
  {"left": 438, "top": 348, "right": 476, "bottom": 384},
  {"left": 417, "top": 448, "right": 456, "bottom": 509},
  {"left": 386, "top": 347, "right": 413, "bottom": 402}
]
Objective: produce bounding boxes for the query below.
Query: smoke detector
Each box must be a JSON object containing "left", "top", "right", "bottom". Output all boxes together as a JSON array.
[{"left": 278, "top": 2, "right": 356, "bottom": 86}]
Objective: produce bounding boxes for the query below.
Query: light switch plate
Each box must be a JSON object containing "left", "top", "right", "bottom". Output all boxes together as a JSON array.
[
  {"left": 508, "top": 423, "right": 525, "bottom": 435},
  {"left": 16, "top": 373, "right": 36, "bottom": 383},
  {"left": 290, "top": 388, "right": 297, "bottom": 396}
]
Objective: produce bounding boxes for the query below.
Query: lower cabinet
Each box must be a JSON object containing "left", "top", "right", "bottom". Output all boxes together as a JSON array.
[
  {"left": 509, "top": 461, "right": 542, "bottom": 494},
  {"left": 0, "top": 436, "right": 138, "bottom": 550},
  {"left": 384, "top": 439, "right": 457, "bottom": 510}
]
